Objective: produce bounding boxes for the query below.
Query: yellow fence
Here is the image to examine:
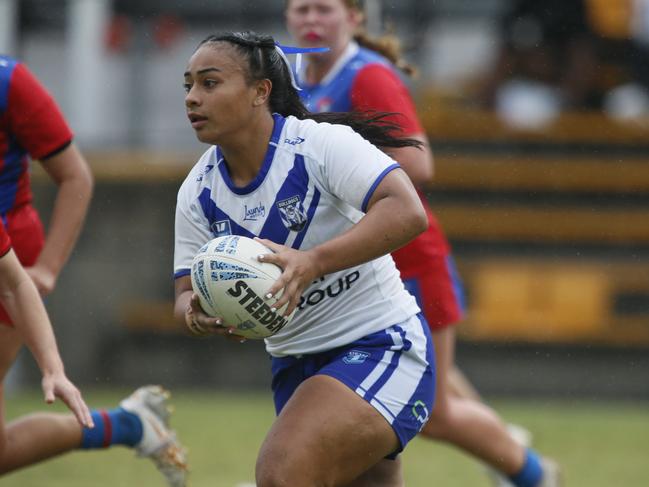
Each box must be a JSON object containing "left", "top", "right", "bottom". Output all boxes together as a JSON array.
[{"left": 459, "top": 259, "right": 649, "bottom": 346}]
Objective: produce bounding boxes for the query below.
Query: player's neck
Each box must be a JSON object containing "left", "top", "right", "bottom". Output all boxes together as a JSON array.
[
  {"left": 305, "top": 44, "right": 346, "bottom": 84},
  {"left": 219, "top": 111, "right": 275, "bottom": 188}
]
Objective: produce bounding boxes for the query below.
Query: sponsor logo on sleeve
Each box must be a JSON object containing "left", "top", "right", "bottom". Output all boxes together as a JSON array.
[
  {"left": 196, "top": 164, "right": 214, "bottom": 182},
  {"left": 284, "top": 136, "right": 305, "bottom": 145},
  {"left": 211, "top": 220, "right": 232, "bottom": 237}
]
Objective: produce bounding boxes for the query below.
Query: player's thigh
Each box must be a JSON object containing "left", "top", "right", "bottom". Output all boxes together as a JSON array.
[
  {"left": 430, "top": 326, "right": 456, "bottom": 411},
  {"left": 257, "top": 374, "right": 400, "bottom": 487}
]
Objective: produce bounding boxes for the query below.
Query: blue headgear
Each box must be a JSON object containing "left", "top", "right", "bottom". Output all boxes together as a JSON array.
[{"left": 274, "top": 42, "right": 329, "bottom": 91}]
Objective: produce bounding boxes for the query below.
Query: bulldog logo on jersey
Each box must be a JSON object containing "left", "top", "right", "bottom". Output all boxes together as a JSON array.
[{"left": 277, "top": 195, "right": 308, "bottom": 232}]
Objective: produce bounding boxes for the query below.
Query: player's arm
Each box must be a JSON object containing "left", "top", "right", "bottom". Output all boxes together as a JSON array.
[
  {"left": 7, "top": 63, "right": 94, "bottom": 294},
  {"left": 259, "top": 167, "right": 427, "bottom": 314},
  {"left": 172, "top": 183, "right": 244, "bottom": 339},
  {"left": 383, "top": 134, "right": 433, "bottom": 185},
  {"left": 351, "top": 64, "right": 434, "bottom": 185},
  {"left": 174, "top": 276, "right": 194, "bottom": 328},
  {"left": 30, "top": 143, "right": 93, "bottom": 294},
  {"left": 0, "top": 248, "right": 93, "bottom": 427},
  {"left": 174, "top": 277, "right": 213, "bottom": 334},
  {"left": 173, "top": 186, "right": 218, "bottom": 335},
  {"left": 174, "top": 277, "right": 206, "bottom": 333}
]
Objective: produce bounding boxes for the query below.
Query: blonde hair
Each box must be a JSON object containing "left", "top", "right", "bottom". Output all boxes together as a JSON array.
[
  {"left": 343, "top": 0, "right": 418, "bottom": 77},
  {"left": 353, "top": 30, "right": 417, "bottom": 77}
]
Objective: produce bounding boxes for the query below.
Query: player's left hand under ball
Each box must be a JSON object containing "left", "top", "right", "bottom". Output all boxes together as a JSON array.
[
  {"left": 185, "top": 293, "right": 247, "bottom": 342},
  {"left": 255, "top": 237, "right": 319, "bottom": 317}
]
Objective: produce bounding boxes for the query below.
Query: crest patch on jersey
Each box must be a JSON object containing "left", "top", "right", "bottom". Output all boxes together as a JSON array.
[
  {"left": 315, "top": 97, "right": 333, "bottom": 112},
  {"left": 276, "top": 195, "right": 308, "bottom": 232}
]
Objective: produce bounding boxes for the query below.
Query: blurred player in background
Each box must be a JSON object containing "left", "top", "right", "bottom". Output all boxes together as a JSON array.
[
  {"left": 285, "top": 1, "right": 560, "bottom": 486},
  {"left": 175, "top": 31, "right": 434, "bottom": 486},
  {"left": 0, "top": 55, "right": 187, "bottom": 485}
]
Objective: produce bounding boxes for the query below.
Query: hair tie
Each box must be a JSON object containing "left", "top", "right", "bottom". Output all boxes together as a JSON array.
[{"left": 274, "top": 42, "right": 329, "bottom": 91}]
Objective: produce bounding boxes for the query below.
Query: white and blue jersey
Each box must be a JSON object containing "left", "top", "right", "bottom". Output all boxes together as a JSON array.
[{"left": 174, "top": 113, "right": 420, "bottom": 357}]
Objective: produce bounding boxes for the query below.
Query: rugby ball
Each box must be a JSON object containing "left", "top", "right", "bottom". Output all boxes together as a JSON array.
[{"left": 190, "top": 235, "right": 294, "bottom": 339}]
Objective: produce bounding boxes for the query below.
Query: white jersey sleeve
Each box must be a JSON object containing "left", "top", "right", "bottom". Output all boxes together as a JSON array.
[
  {"left": 173, "top": 151, "right": 216, "bottom": 278},
  {"left": 305, "top": 122, "right": 400, "bottom": 212}
]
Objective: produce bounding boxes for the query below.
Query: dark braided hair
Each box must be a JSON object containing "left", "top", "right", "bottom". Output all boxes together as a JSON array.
[{"left": 196, "top": 31, "right": 422, "bottom": 150}]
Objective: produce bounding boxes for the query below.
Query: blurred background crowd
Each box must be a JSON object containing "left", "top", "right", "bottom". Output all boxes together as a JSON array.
[
  {"left": 2, "top": 0, "right": 649, "bottom": 401},
  {"left": 6, "top": 0, "right": 649, "bottom": 145}
]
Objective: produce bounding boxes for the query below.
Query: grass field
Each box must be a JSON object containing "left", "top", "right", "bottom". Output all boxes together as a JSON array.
[{"left": 3, "top": 388, "right": 649, "bottom": 486}]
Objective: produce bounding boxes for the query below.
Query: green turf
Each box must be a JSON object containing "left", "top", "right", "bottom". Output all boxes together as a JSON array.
[{"left": 3, "top": 389, "right": 648, "bottom": 486}]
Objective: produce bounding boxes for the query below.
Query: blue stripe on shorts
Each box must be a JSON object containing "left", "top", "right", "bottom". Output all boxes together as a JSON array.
[{"left": 270, "top": 314, "right": 435, "bottom": 455}]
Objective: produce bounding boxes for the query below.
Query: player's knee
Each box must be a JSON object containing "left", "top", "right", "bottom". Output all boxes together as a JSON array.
[
  {"left": 255, "top": 449, "right": 293, "bottom": 487},
  {"left": 256, "top": 464, "right": 306, "bottom": 487},
  {"left": 256, "top": 449, "right": 332, "bottom": 487},
  {"left": 353, "top": 459, "right": 404, "bottom": 487}
]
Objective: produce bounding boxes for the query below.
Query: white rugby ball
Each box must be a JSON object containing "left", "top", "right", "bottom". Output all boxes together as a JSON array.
[{"left": 190, "top": 235, "right": 294, "bottom": 339}]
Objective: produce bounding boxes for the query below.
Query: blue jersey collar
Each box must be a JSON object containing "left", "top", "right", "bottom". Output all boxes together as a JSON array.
[{"left": 216, "top": 113, "right": 287, "bottom": 195}]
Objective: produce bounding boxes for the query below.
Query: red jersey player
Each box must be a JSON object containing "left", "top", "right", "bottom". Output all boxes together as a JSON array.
[
  {"left": 0, "top": 56, "right": 188, "bottom": 485},
  {"left": 0, "top": 55, "right": 92, "bottom": 302},
  {"left": 286, "top": 2, "right": 560, "bottom": 487}
]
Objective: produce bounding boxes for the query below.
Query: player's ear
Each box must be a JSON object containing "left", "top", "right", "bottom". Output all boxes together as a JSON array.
[
  {"left": 253, "top": 78, "right": 272, "bottom": 107},
  {"left": 349, "top": 6, "right": 364, "bottom": 28}
]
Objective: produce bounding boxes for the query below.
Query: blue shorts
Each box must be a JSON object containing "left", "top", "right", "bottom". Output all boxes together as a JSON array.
[{"left": 270, "top": 313, "right": 435, "bottom": 455}]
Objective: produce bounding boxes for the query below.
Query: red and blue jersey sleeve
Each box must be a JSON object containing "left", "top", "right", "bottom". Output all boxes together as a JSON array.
[
  {"left": 0, "top": 220, "right": 11, "bottom": 257},
  {"left": 350, "top": 63, "right": 424, "bottom": 136},
  {"left": 351, "top": 62, "right": 451, "bottom": 267},
  {"left": 0, "top": 60, "right": 73, "bottom": 212},
  {"left": 7, "top": 63, "right": 73, "bottom": 160}
]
